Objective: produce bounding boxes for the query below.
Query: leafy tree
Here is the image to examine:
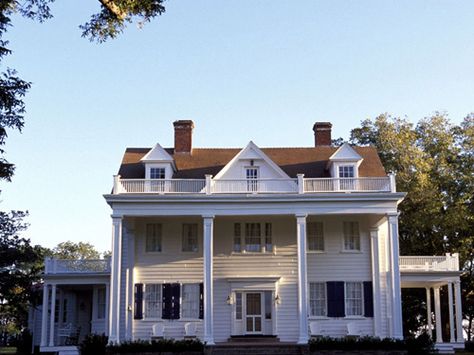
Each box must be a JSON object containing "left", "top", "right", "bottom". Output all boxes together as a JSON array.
[
  {"left": 350, "top": 113, "right": 474, "bottom": 338},
  {"left": 52, "top": 241, "right": 105, "bottom": 259}
]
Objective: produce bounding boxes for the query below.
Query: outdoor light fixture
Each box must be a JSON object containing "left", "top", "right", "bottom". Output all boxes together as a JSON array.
[
  {"left": 226, "top": 294, "right": 234, "bottom": 305},
  {"left": 274, "top": 294, "right": 281, "bottom": 304}
]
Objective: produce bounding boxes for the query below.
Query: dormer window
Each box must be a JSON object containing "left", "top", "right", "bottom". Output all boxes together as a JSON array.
[
  {"left": 150, "top": 167, "right": 166, "bottom": 179},
  {"left": 338, "top": 165, "right": 355, "bottom": 178}
]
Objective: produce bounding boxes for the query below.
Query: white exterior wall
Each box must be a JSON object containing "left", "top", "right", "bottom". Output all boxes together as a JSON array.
[{"left": 128, "top": 214, "right": 387, "bottom": 343}]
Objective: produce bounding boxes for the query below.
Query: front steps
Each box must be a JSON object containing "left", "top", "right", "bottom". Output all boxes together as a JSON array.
[{"left": 206, "top": 337, "right": 308, "bottom": 355}]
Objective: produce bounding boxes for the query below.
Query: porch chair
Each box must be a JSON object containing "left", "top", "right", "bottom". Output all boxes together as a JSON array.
[
  {"left": 151, "top": 323, "right": 165, "bottom": 340},
  {"left": 346, "top": 322, "right": 362, "bottom": 337},
  {"left": 58, "top": 323, "right": 73, "bottom": 345},
  {"left": 309, "top": 322, "right": 327, "bottom": 338},
  {"left": 184, "top": 322, "right": 197, "bottom": 339}
]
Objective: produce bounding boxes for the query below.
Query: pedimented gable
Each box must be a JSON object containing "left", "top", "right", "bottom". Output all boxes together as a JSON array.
[
  {"left": 329, "top": 143, "right": 363, "bottom": 162},
  {"left": 141, "top": 143, "right": 174, "bottom": 162},
  {"left": 214, "top": 141, "right": 291, "bottom": 180}
]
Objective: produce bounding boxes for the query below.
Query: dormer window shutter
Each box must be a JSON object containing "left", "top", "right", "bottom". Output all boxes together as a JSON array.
[
  {"left": 134, "top": 283, "right": 143, "bottom": 319},
  {"left": 327, "top": 281, "right": 345, "bottom": 317}
]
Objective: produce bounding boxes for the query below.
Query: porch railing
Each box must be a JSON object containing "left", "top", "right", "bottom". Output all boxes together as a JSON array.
[
  {"left": 45, "top": 257, "right": 111, "bottom": 274},
  {"left": 113, "top": 174, "right": 396, "bottom": 195},
  {"left": 399, "top": 253, "right": 459, "bottom": 272}
]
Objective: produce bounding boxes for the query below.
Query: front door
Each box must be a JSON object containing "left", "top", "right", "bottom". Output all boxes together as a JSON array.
[{"left": 245, "top": 292, "right": 263, "bottom": 334}]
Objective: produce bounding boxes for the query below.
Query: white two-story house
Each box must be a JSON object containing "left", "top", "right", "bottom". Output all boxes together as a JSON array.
[{"left": 32, "top": 121, "right": 464, "bottom": 354}]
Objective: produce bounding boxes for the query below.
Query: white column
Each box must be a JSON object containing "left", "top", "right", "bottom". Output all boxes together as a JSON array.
[
  {"left": 448, "top": 282, "right": 455, "bottom": 343},
  {"left": 426, "top": 287, "right": 432, "bottom": 339},
  {"left": 109, "top": 215, "right": 123, "bottom": 344},
  {"left": 49, "top": 284, "right": 57, "bottom": 347},
  {"left": 126, "top": 228, "right": 135, "bottom": 341},
  {"left": 434, "top": 286, "right": 443, "bottom": 343},
  {"left": 387, "top": 214, "right": 403, "bottom": 339},
  {"left": 370, "top": 228, "right": 381, "bottom": 337},
  {"left": 454, "top": 280, "right": 464, "bottom": 343},
  {"left": 296, "top": 214, "right": 309, "bottom": 344},
  {"left": 203, "top": 215, "right": 215, "bottom": 345},
  {"left": 40, "top": 283, "right": 49, "bottom": 347}
]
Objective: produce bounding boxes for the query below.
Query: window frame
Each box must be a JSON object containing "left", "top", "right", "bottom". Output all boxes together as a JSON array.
[
  {"left": 181, "top": 283, "right": 200, "bottom": 319},
  {"left": 150, "top": 167, "right": 166, "bottom": 179},
  {"left": 232, "top": 222, "right": 274, "bottom": 254},
  {"left": 97, "top": 287, "right": 106, "bottom": 320},
  {"left": 145, "top": 223, "right": 163, "bottom": 253},
  {"left": 181, "top": 223, "right": 198, "bottom": 253},
  {"left": 144, "top": 283, "right": 162, "bottom": 320},
  {"left": 342, "top": 221, "right": 361, "bottom": 252},
  {"left": 344, "top": 281, "right": 364, "bottom": 317},
  {"left": 338, "top": 165, "right": 355, "bottom": 178},
  {"left": 307, "top": 222, "right": 325, "bottom": 252},
  {"left": 309, "top": 282, "right": 327, "bottom": 317}
]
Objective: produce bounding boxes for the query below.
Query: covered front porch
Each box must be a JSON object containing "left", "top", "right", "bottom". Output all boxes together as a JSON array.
[{"left": 400, "top": 254, "right": 464, "bottom": 354}]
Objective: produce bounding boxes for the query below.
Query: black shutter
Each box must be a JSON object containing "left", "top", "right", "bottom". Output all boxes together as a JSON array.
[
  {"left": 170, "top": 283, "right": 180, "bottom": 320},
  {"left": 199, "top": 283, "right": 204, "bottom": 319},
  {"left": 134, "top": 283, "right": 143, "bottom": 319},
  {"left": 162, "top": 283, "right": 171, "bottom": 319},
  {"left": 364, "top": 281, "right": 374, "bottom": 317},
  {"left": 327, "top": 281, "right": 345, "bottom": 317}
]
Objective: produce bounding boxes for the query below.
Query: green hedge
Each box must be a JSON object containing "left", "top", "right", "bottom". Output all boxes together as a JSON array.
[
  {"left": 106, "top": 339, "right": 204, "bottom": 354},
  {"left": 309, "top": 334, "right": 434, "bottom": 355}
]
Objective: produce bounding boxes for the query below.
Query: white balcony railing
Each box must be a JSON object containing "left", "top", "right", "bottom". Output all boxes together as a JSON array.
[
  {"left": 399, "top": 253, "right": 459, "bottom": 272},
  {"left": 113, "top": 174, "right": 396, "bottom": 195},
  {"left": 45, "top": 258, "right": 111, "bottom": 274}
]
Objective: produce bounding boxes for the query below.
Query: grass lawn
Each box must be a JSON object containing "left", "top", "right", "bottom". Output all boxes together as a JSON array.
[{"left": 0, "top": 347, "right": 16, "bottom": 354}]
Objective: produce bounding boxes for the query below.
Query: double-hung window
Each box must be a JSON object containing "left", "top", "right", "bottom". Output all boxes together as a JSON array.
[
  {"left": 233, "top": 223, "right": 242, "bottom": 252},
  {"left": 309, "top": 282, "right": 327, "bottom": 316},
  {"left": 343, "top": 221, "right": 360, "bottom": 251},
  {"left": 245, "top": 223, "right": 261, "bottom": 252},
  {"left": 264, "top": 223, "right": 273, "bottom": 252},
  {"left": 97, "top": 288, "right": 106, "bottom": 319},
  {"left": 181, "top": 284, "right": 200, "bottom": 319},
  {"left": 345, "top": 282, "right": 363, "bottom": 316},
  {"left": 144, "top": 284, "right": 162, "bottom": 318},
  {"left": 338, "top": 165, "right": 355, "bottom": 190},
  {"left": 146, "top": 223, "right": 162, "bottom": 252},
  {"left": 307, "top": 222, "right": 324, "bottom": 251},
  {"left": 182, "top": 223, "right": 198, "bottom": 252},
  {"left": 150, "top": 167, "right": 166, "bottom": 179}
]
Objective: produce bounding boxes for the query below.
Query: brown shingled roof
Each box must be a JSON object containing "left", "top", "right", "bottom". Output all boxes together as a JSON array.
[{"left": 118, "top": 146, "right": 386, "bottom": 179}]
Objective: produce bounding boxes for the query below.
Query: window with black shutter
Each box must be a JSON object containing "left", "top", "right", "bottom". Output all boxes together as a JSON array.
[
  {"left": 134, "top": 283, "right": 143, "bottom": 319},
  {"left": 327, "top": 281, "right": 345, "bottom": 317},
  {"left": 363, "top": 281, "right": 374, "bottom": 317},
  {"left": 162, "top": 283, "right": 180, "bottom": 319}
]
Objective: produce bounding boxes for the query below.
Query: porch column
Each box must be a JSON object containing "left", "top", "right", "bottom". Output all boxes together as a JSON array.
[
  {"left": 426, "top": 287, "right": 432, "bottom": 338},
  {"left": 387, "top": 214, "right": 403, "bottom": 339},
  {"left": 296, "top": 214, "right": 309, "bottom": 344},
  {"left": 40, "top": 283, "right": 49, "bottom": 347},
  {"left": 370, "top": 228, "right": 381, "bottom": 337},
  {"left": 109, "top": 215, "right": 123, "bottom": 344},
  {"left": 448, "top": 282, "right": 455, "bottom": 343},
  {"left": 454, "top": 280, "right": 464, "bottom": 343},
  {"left": 434, "top": 286, "right": 443, "bottom": 343},
  {"left": 203, "top": 215, "right": 214, "bottom": 345},
  {"left": 49, "top": 284, "right": 57, "bottom": 347}
]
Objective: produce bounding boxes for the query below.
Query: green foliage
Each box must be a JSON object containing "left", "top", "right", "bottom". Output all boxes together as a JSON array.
[
  {"left": 52, "top": 241, "right": 102, "bottom": 260},
  {"left": 106, "top": 339, "right": 204, "bottom": 354},
  {"left": 80, "top": 333, "right": 108, "bottom": 355},
  {"left": 308, "top": 335, "right": 434, "bottom": 355}
]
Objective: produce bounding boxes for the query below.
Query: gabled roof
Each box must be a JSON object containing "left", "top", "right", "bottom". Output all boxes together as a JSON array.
[
  {"left": 118, "top": 145, "right": 386, "bottom": 179},
  {"left": 214, "top": 141, "right": 291, "bottom": 179},
  {"left": 140, "top": 143, "right": 174, "bottom": 162},
  {"left": 329, "top": 143, "right": 363, "bottom": 162}
]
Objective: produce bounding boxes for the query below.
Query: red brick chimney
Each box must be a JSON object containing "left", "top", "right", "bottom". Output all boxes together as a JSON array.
[
  {"left": 313, "top": 122, "right": 332, "bottom": 146},
  {"left": 174, "top": 120, "right": 194, "bottom": 154}
]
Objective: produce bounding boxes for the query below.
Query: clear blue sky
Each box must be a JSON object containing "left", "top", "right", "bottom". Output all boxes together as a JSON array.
[{"left": 2, "top": 1, "right": 473, "bottom": 253}]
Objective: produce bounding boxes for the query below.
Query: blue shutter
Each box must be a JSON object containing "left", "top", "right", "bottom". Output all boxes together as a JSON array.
[
  {"left": 364, "top": 281, "right": 374, "bottom": 317},
  {"left": 170, "top": 283, "right": 180, "bottom": 320},
  {"left": 134, "top": 283, "right": 143, "bottom": 319},
  {"left": 199, "top": 283, "right": 204, "bottom": 319},
  {"left": 162, "top": 283, "right": 171, "bottom": 319},
  {"left": 327, "top": 281, "right": 345, "bottom": 317}
]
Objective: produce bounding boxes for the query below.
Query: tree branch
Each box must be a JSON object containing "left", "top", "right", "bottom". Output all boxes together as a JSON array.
[{"left": 99, "top": 0, "right": 127, "bottom": 20}]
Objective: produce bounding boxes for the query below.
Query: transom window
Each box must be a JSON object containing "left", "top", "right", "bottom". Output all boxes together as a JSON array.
[
  {"left": 309, "top": 282, "right": 327, "bottom": 316},
  {"left": 150, "top": 167, "right": 166, "bottom": 179},
  {"left": 343, "top": 221, "right": 360, "bottom": 251},
  {"left": 307, "top": 222, "right": 324, "bottom": 251},
  {"left": 338, "top": 165, "right": 354, "bottom": 178},
  {"left": 182, "top": 223, "right": 198, "bottom": 252},
  {"left": 345, "top": 282, "right": 363, "bottom": 316},
  {"left": 144, "top": 284, "right": 162, "bottom": 318},
  {"left": 146, "top": 223, "right": 162, "bottom": 252}
]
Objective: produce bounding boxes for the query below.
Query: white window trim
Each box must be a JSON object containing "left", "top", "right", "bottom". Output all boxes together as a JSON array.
[
  {"left": 307, "top": 222, "right": 325, "bottom": 252},
  {"left": 232, "top": 222, "right": 276, "bottom": 255},
  {"left": 344, "top": 281, "right": 364, "bottom": 317},
  {"left": 180, "top": 283, "right": 201, "bottom": 320},
  {"left": 145, "top": 223, "right": 163, "bottom": 254},
  {"left": 181, "top": 223, "right": 199, "bottom": 253},
  {"left": 145, "top": 163, "right": 173, "bottom": 180},
  {"left": 341, "top": 221, "right": 361, "bottom": 252},
  {"left": 309, "top": 281, "right": 328, "bottom": 317},
  {"left": 144, "top": 283, "right": 163, "bottom": 320}
]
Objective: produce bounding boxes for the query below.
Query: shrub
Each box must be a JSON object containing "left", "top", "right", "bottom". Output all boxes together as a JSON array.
[
  {"left": 15, "top": 329, "right": 33, "bottom": 355},
  {"left": 80, "top": 333, "right": 108, "bottom": 355},
  {"left": 106, "top": 339, "right": 204, "bottom": 354},
  {"left": 465, "top": 341, "right": 474, "bottom": 352}
]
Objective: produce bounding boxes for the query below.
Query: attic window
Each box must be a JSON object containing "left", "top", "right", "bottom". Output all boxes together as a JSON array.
[
  {"left": 150, "top": 167, "right": 165, "bottom": 179},
  {"left": 338, "top": 166, "right": 354, "bottom": 178}
]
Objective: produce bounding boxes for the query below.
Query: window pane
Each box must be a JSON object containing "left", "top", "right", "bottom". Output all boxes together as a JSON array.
[
  {"left": 182, "top": 284, "right": 200, "bottom": 318},
  {"left": 264, "top": 291, "right": 272, "bottom": 319},
  {"left": 97, "top": 288, "right": 106, "bottom": 319},
  {"left": 307, "top": 222, "right": 324, "bottom": 251},
  {"left": 343, "top": 222, "right": 360, "bottom": 251},
  {"left": 150, "top": 167, "right": 165, "bottom": 179},
  {"left": 265, "top": 223, "right": 272, "bottom": 252},
  {"left": 146, "top": 224, "right": 162, "bottom": 252},
  {"left": 309, "top": 282, "right": 326, "bottom": 316},
  {"left": 182, "top": 223, "right": 198, "bottom": 252},
  {"left": 236, "top": 293, "right": 242, "bottom": 320},
  {"left": 338, "top": 166, "right": 354, "bottom": 178},
  {"left": 145, "top": 284, "right": 161, "bottom": 318},
  {"left": 345, "top": 282, "right": 363, "bottom": 316},
  {"left": 233, "top": 223, "right": 241, "bottom": 252},
  {"left": 245, "top": 223, "right": 261, "bottom": 252}
]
